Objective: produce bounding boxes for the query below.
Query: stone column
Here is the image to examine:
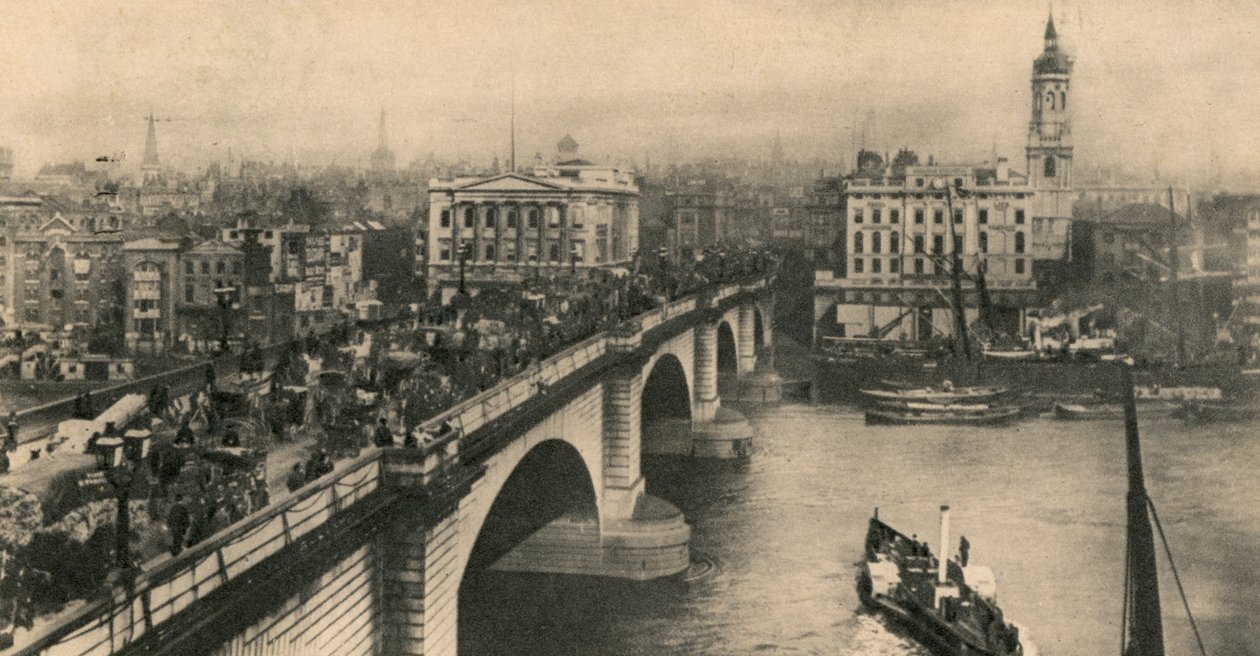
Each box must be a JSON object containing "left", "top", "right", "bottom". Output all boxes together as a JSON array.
[
  {"left": 536, "top": 204, "right": 547, "bottom": 269},
  {"left": 737, "top": 304, "right": 756, "bottom": 375},
  {"left": 559, "top": 204, "right": 570, "bottom": 267},
  {"left": 493, "top": 203, "right": 504, "bottom": 266},
  {"left": 514, "top": 203, "right": 525, "bottom": 267},
  {"left": 693, "top": 322, "right": 719, "bottom": 423},
  {"left": 378, "top": 511, "right": 460, "bottom": 656},
  {"left": 472, "top": 203, "right": 484, "bottom": 267}
]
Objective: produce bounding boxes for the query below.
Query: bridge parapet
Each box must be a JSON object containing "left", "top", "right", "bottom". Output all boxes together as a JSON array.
[{"left": 15, "top": 277, "right": 772, "bottom": 656}]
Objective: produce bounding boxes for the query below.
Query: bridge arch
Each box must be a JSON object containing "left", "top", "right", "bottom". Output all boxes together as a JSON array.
[
  {"left": 716, "top": 321, "right": 738, "bottom": 373},
  {"left": 458, "top": 438, "right": 600, "bottom": 653}
]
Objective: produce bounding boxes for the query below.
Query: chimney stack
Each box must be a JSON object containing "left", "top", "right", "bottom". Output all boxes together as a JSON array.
[{"left": 938, "top": 504, "right": 951, "bottom": 585}]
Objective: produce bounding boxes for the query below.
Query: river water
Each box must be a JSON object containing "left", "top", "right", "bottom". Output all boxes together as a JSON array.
[{"left": 460, "top": 403, "right": 1260, "bottom": 656}]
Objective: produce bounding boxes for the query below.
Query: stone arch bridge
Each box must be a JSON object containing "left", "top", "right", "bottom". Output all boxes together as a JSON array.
[{"left": 19, "top": 280, "right": 778, "bottom": 656}]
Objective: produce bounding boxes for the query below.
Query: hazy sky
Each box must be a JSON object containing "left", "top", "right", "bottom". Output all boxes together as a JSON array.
[{"left": 3, "top": 0, "right": 1259, "bottom": 180}]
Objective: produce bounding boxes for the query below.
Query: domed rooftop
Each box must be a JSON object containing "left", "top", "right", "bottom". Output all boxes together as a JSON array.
[{"left": 1034, "top": 15, "right": 1073, "bottom": 75}]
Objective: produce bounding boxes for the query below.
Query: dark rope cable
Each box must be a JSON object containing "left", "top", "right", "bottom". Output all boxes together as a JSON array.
[{"left": 1147, "top": 498, "right": 1208, "bottom": 656}]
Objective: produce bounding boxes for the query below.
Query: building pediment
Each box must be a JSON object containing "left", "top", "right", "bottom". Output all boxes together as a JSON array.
[
  {"left": 38, "top": 213, "right": 77, "bottom": 236},
  {"left": 456, "top": 174, "right": 564, "bottom": 192}
]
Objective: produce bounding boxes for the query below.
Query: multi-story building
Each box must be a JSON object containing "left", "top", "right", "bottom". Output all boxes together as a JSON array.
[
  {"left": 122, "top": 238, "right": 182, "bottom": 352},
  {"left": 425, "top": 160, "right": 638, "bottom": 299},
  {"left": 0, "top": 196, "right": 130, "bottom": 334},
  {"left": 668, "top": 183, "right": 732, "bottom": 254},
  {"left": 814, "top": 164, "right": 1037, "bottom": 341},
  {"left": 1244, "top": 204, "right": 1260, "bottom": 336},
  {"left": 176, "top": 241, "right": 244, "bottom": 351}
]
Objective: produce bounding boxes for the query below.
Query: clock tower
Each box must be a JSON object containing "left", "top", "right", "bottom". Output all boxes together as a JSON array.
[{"left": 1027, "top": 14, "right": 1075, "bottom": 252}]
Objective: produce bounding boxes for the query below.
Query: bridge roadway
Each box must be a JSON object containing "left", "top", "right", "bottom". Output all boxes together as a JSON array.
[{"left": 15, "top": 278, "right": 777, "bottom": 656}]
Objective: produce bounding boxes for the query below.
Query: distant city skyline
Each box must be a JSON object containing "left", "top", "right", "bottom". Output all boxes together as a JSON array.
[{"left": 2, "top": 0, "right": 1258, "bottom": 185}]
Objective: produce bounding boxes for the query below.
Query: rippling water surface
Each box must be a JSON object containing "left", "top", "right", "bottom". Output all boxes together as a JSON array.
[{"left": 461, "top": 404, "right": 1260, "bottom": 655}]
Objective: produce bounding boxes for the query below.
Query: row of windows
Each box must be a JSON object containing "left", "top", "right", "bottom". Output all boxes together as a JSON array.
[
  {"left": 184, "top": 260, "right": 242, "bottom": 276},
  {"left": 855, "top": 207, "right": 1025, "bottom": 225},
  {"left": 852, "top": 191, "right": 1031, "bottom": 201},
  {"left": 852, "top": 257, "right": 1026, "bottom": 275},
  {"left": 440, "top": 207, "right": 587, "bottom": 231},
  {"left": 437, "top": 241, "right": 589, "bottom": 264},
  {"left": 854, "top": 232, "right": 1025, "bottom": 255}
]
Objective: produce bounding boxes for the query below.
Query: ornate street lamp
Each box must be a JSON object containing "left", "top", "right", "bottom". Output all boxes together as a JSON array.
[{"left": 105, "top": 459, "right": 137, "bottom": 572}]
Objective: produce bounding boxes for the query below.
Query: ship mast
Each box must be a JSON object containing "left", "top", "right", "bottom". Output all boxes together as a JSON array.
[
  {"left": 941, "top": 180, "right": 972, "bottom": 360},
  {"left": 1167, "top": 187, "right": 1185, "bottom": 368},
  {"left": 1120, "top": 366, "right": 1165, "bottom": 656}
]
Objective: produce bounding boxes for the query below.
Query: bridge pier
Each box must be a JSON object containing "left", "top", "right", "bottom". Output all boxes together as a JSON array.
[{"left": 378, "top": 510, "right": 460, "bottom": 656}]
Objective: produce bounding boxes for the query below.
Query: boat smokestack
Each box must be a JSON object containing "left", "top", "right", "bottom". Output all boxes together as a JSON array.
[{"left": 938, "top": 504, "right": 950, "bottom": 585}]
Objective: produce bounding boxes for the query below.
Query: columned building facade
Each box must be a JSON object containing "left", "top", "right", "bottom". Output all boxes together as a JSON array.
[{"left": 425, "top": 163, "right": 639, "bottom": 298}]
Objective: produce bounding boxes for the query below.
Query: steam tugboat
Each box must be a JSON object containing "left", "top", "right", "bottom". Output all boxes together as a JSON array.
[{"left": 857, "top": 505, "right": 1032, "bottom": 655}]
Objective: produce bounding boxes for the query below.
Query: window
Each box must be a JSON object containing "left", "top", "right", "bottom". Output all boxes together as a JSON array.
[
  {"left": 890, "top": 258, "right": 900, "bottom": 273},
  {"left": 1045, "top": 156, "right": 1056, "bottom": 178},
  {"left": 230, "top": 230, "right": 239, "bottom": 239},
  {"left": 934, "top": 209, "right": 944, "bottom": 224},
  {"left": 439, "top": 241, "right": 451, "bottom": 261},
  {"left": 200, "top": 261, "right": 210, "bottom": 275},
  {"left": 216, "top": 261, "right": 225, "bottom": 274},
  {"left": 1015, "top": 209, "right": 1026, "bottom": 224},
  {"left": 1015, "top": 258, "right": 1026, "bottom": 274},
  {"left": 979, "top": 208, "right": 988, "bottom": 224},
  {"left": 932, "top": 235, "right": 944, "bottom": 254},
  {"left": 979, "top": 232, "right": 989, "bottom": 253},
  {"left": 953, "top": 209, "right": 963, "bottom": 224},
  {"left": 440, "top": 209, "right": 451, "bottom": 228},
  {"left": 872, "top": 208, "right": 881, "bottom": 224},
  {"left": 914, "top": 235, "right": 924, "bottom": 253},
  {"left": 890, "top": 233, "right": 900, "bottom": 253},
  {"left": 548, "top": 209, "right": 560, "bottom": 228},
  {"left": 915, "top": 209, "right": 925, "bottom": 224},
  {"left": 914, "top": 258, "right": 924, "bottom": 274},
  {"left": 571, "top": 208, "right": 584, "bottom": 229},
  {"left": 953, "top": 235, "right": 963, "bottom": 254},
  {"left": 528, "top": 209, "right": 540, "bottom": 229},
  {"left": 1015, "top": 232, "right": 1026, "bottom": 254},
  {"left": 232, "top": 262, "right": 241, "bottom": 275},
  {"left": 853, "top": 208, "right": 864, "bottom": 224},
  {"left": 890, "top": 209, "right": 900, "bottom": 224},
  {"left": 508, "top": 210, "right": 519, "bottom": 229},
  {"left": 915, "top": 178, "right": 924, "bottom": 187},
  {"left": 265, "top": 230, "right": 273, "bottom": 239},
  {"left": 464, "top": 207, "right": 475, "bottom": 228},
  {"left": 505, "top": 243, "right": 517, "bottom": 261},
  {"left": 485, "top": 207, "right": 497, "bottom": 228},
  {"left": 185, "top": 283, "right": 194, "bottom": 303},
  {"left": 549, "top": 243, "right": 561, "bottom": 262},
  {"left": 872, "top": 232, "right": 882, "bottom": 253},
  {"left": 485, "top": 244, "right": 496, "bottom": 261},
  {"left": 853, "top": 232, "right": 864, "bottom": 254},
  {"left": 1061, "top": 92, "right": 1067, "bottom": 110},
  {"left": 853, "top": 257, "right": 864, "bottom": 273},
  {"left": 871, "top": 258, "right": 882, "bottom": 273}
]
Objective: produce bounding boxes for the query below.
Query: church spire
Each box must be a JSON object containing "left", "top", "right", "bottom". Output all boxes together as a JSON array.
[
  {"left": 1044, "top": 12, "right": 1058, "bottom": 47},
  {"left": 377, "top": 107, "right": 389, "bottom": 151},
  {"left": 142, "top": 113, "right": 160, "bottom": 169}
]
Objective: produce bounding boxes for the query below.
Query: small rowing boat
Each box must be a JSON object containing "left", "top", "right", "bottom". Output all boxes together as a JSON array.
[{"left": 865, "top": 406, "right": 1022, "bottom": 426}]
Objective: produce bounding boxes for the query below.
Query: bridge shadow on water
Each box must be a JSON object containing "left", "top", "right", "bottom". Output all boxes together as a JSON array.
[{"left": 458, "top": 452, "right": 749, "bottom": 656}]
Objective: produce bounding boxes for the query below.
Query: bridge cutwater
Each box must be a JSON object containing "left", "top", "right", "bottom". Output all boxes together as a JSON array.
[{"left": 18, "top": 279, "right": 778, "bottom": 656}]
